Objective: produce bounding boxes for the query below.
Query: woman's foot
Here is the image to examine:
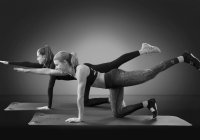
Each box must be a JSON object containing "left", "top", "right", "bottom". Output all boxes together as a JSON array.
[
  {"left": 147, "top": 98, "right": 158, "bottom": 119},
  {"left": 140, "top": 43, "right": 161, "bottom": 55},
  {"left": 182, "top": 51, "right": 200, "bottom": 70}
]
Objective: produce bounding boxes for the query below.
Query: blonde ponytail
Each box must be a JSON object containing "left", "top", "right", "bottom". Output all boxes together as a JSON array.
[{"left": 70, "top": 52, "right": 79, "bottom": 68}]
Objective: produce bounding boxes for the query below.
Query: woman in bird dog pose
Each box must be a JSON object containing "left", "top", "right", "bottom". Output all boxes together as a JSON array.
[{"left": 51, "top": 47, "right": 199, "bottom": 123}]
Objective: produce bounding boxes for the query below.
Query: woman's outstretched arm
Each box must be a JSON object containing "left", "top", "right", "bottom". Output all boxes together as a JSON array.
[
  {"left": 65, "top": 65, "right": 89, "bottom": 123},
  {"left": 13, "top": 67, "right": 67, "bottom": 76},
  {"left": 0, "top": 60, "right": 43, "bottom": 68}
]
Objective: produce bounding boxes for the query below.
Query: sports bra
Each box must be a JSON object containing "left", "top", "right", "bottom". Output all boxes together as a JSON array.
[
  {"left": 75, "top": 63, "right": 98, "bottom": 87},
  {"left": 84, "top": 63, "right": 98, "bottom": 87}
]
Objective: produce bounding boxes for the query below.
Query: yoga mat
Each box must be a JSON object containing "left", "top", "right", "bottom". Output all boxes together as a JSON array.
[
  {"left": 28, "top": 113, "right": 192, "bottom": 126},
  {"left": 4, "top": 102, "right": 47, "bottom": 111}
]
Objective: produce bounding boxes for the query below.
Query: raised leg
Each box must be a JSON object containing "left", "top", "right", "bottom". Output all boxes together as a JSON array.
[{"left": 106, "top": 52, "right": 200, "bottom": 88}]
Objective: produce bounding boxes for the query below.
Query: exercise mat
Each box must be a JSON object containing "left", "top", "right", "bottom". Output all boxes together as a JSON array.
[
  {"left": 28, "top": 112, "right": 192, "bottom": 126},
  {"left": 4, "top": 102, "right": 47, "bottom": 111}
]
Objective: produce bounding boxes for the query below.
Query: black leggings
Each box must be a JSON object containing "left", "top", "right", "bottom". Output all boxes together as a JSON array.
[
  {"left": 84, "top": 51, "right": 140, "bottom": 106},
  {"left": 107, "top": 58, "right": 179, "bottom": 117}
]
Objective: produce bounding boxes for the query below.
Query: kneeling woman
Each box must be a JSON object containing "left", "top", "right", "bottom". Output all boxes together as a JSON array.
[{"left": 52, "top": 49, "right": 199, "bottom": 123}]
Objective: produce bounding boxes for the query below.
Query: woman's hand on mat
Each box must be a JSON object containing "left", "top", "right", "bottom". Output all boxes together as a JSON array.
[
  {"left": 65, "top": 117, "right": 82, "bottom": 123},
  {"left": 37, "top": 106, "right": 49, "bottom": 110},
  {"left": 0, "top": 60, "right": 8, "bottom": 65},
  {"left": 14, "top": 67, "right": 28, "bottom": 72}
]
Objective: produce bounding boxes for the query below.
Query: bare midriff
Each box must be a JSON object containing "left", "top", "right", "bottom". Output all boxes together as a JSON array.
[{"left": 92, "top": 72, "right": 106, "bottom": 88}]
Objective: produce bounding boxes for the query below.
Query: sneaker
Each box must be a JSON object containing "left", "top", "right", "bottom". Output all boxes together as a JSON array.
[
  {"left": 141, "top": 43, "right": 161, "bottom": 54},
  {"left": 182, "top": 51, "right": 200, "bottom": 70},
  {"left": 147, "top": 98, "right": 158, "bottom": 119}
]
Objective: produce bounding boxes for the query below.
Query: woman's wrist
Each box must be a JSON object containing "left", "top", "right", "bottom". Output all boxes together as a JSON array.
[{"left": 78, "top": 114, "right": 84, "bottom": 121}]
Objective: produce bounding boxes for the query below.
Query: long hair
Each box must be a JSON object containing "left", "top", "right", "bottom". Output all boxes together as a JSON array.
[
  {"left": 54, "top": 51, "right": 79, "bottom": 69},
  {"left": 37, "top": 44, "right": 54, "bottom": 68}
]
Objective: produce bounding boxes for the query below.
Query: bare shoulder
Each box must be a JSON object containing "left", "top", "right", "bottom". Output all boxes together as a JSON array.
[
  {"left": 76, "top": 64, "right": 88, "bottom": 70},
  {"left": 76, "top": 64, "right": 90, "bottom": 77}
]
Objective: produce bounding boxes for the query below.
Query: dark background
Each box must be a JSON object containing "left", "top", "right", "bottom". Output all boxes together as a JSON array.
[{"left": 0, "top": 0, "right": 200, "bottom": 137}]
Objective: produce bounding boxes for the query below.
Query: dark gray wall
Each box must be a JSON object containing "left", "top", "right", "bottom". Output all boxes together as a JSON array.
[{"left": 0, "top": 0, "right": 199, "bottom": 96}]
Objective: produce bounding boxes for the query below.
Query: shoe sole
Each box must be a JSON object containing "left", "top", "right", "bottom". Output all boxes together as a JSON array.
[
  {"left": 149, "top": 99, "right": 158, "bottom": 119},
  {"left": 190, "top": 53, "right": 200, "bottom": 69},
  {"left": 142, "top": 43, "right": 161, "bottom": 53}
]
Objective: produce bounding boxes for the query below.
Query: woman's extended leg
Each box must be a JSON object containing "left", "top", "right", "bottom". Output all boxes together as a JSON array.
[
  {"left": 109, "top": 87, "right": 158, "bottom": 118},
  {"left": 105, "top": 52, "right": 200, "bottom": 88},
  {"left": 87, "top": 43, "right": 161, "bottom": 73}
]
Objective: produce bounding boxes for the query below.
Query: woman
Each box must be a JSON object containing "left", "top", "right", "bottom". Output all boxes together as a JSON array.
[
  {"left": 0, "top": 45, "right": 75, "bottom": 110},
  {"left": 1, "top": 43, "right": 161, "bottom": 110},
  {"left": 15, "top": 46, "right": 200, "bottom": 123},
  {"left": 56, "top": 50, "right": 199, "bottom": 123}
]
